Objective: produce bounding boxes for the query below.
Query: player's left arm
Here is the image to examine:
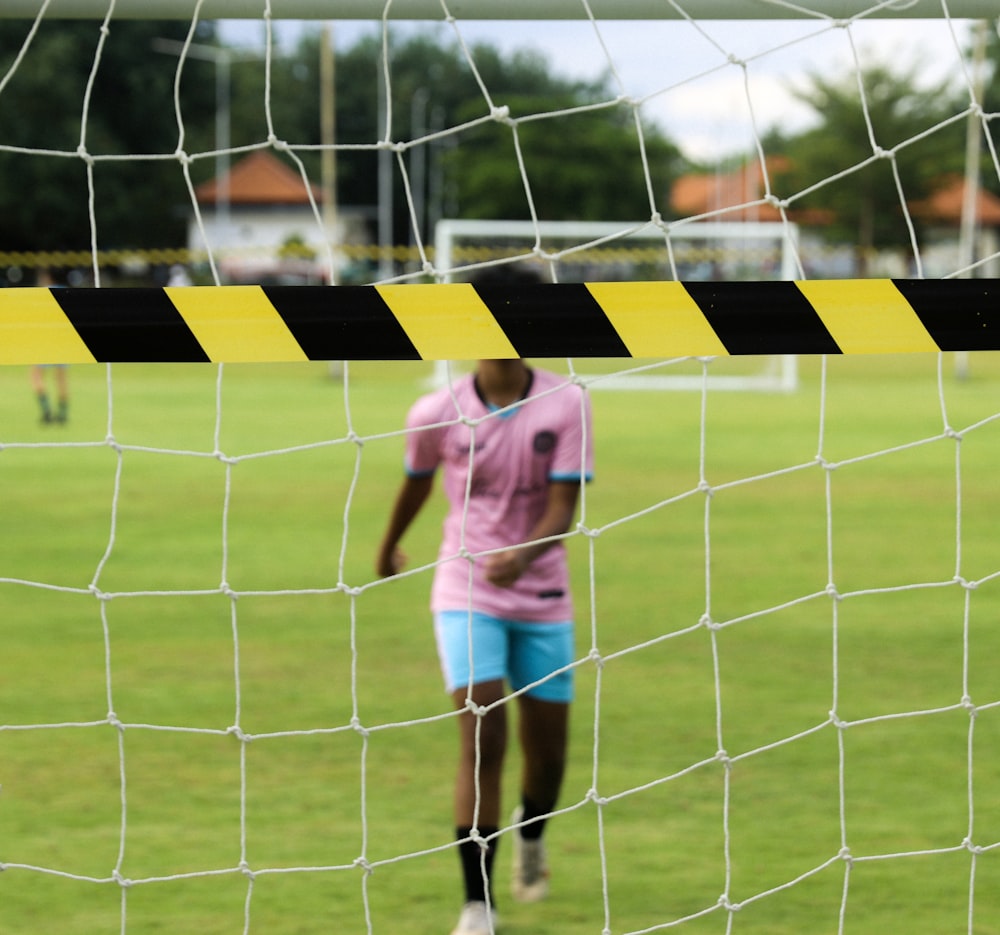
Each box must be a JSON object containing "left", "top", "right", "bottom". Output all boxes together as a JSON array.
[{"left": 483, "top": 480, "right": 581, "bottom": 588}]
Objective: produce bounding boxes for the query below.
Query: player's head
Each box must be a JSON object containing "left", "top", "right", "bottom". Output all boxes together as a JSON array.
[
  {"left": 469, "top": 263, "right": 545, "bottom": 288},
  {"left": 469, "top": 265, "right": 542, "bottom": 369}
]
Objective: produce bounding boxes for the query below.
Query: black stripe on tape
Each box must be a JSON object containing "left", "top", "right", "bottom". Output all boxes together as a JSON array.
[
  {"left": 263, "top": 286, "right": 421, "bottom": 359},
  {"left": 683, "top": 281, "right": 842, "bottom": 355},
  {"left": 473, "top": 282, "right": 631, "bottom": 358},
  {"left": 53, "top": 288, "right": 210, "bottom": 362},
  {"left": 893, "top": 279, "right": 1000, "bottom": 352}
]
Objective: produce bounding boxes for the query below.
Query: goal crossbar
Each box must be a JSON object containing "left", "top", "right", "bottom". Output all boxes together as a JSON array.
[
  {"left": 1, "top": 0, "right": 996, "bottom": 18},
  {"left": 1, "top": 279, "right": 997, "bottom": 364},
  {"left": 434, "top": 219, "right": 802, "bottom": 282}
]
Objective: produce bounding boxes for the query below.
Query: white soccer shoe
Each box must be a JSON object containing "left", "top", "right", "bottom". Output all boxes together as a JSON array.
[
  {"left": 510, "top": 807, "right": 550, "bottom": 903},
  {"left": 450, "top": 900, "right": 499, "bottom": 935}
]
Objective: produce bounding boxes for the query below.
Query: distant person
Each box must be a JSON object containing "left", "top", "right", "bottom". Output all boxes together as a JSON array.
[
  {"left": 31, "top": 269, "right": 69, "bottom": 425},
  {"left": 167, "top": 264, "right": 193, "bottom": 287},
  {"left": 376, "top": 280, "right": 594, "bottom": 935}
]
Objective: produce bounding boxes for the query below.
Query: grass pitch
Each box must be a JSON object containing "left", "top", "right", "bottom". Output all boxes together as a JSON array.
[{"left": 2, "top": 354, "right": 1000, "bottom": 935}]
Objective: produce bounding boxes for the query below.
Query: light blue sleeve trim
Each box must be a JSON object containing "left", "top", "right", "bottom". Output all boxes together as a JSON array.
[
  {"left": 405, "top": 457, "right": 437, "bottom": 479},
  {"left": 549, "top": 471, "right": 593, "bottom": 483}
]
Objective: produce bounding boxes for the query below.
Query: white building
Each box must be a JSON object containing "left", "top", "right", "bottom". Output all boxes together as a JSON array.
[{"left": 188, "top": 149, "right": 370, "bottom": 284}]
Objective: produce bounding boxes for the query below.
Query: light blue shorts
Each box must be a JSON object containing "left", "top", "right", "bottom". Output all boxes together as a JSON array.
[{"left": 434, "top": 610, "right": 575, "bottom": 703}]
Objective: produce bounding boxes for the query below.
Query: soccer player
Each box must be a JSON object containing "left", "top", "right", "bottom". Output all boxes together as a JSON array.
[
  {"left": 376, "top": 350, "right": 593, "bottom": 935},
  {"left": 31, "top": 363, "right": 69, "bottom": 424},
  {"left": 30, "top": 269, "right": 69, "bottom": 424}
]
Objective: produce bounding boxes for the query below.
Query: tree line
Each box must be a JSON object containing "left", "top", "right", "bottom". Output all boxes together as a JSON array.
[{"left": 0, "top": 17, "right": 990, "bottom": 259}]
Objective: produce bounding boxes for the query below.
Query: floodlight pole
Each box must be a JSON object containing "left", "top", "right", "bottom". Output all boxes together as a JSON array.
[
  {"left": 956, "top": 19, "right": 989, "bottom": 380},
  {"left": 320, "top": 22, "right": 338, "bottom": 280},
  {"left": 152, "top": 38, "right": 241, "bottom": 239}
]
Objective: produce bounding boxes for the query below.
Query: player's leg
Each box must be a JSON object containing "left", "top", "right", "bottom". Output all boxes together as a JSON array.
[
  {"left": 453, "top": 677, "right": 508, "bottom": 830},
  {"left": 509, "top": 695, "right": 568, "bottom": 903},
  {"left": 517, "top": 694, "right": 569, "bottom": 829},
  {"left": 31, "top": 365, "right": 51, "bottom": 422},
  {"left": 53, "top": 365, "right": 69, "bottom": 422},
  {"left": 436, "top": 611, "right": 510, "bottom": 933},
  {"left": 437, "top": 611, "right": 511, "bottom": 830},
  {"left": 452, "top": 676, "right": 507, "bottom": 922},
  {"left": 508, "top": 620, "right": 574, "bottom": 902}
]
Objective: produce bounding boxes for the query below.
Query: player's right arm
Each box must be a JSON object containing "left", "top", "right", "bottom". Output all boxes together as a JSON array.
[{"left": 375, "top": 472, "right": 434, "bottom": 577}]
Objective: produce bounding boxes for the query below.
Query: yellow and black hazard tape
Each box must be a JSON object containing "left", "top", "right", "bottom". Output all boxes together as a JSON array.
[{"left": 0, "top": 279, "right": 995, "bottom": 364}]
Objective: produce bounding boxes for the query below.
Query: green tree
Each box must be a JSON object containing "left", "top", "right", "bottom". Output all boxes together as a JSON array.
[
  {"left": 229, "top": 29, "right": 686, "bottom": 245},
  {"left": 0, "top": 23, "right": 685, "bottom": 257},
  {"left": 422, "top": 38, "right": 683, "bottom": 224},
  {"left": 0, "top": 18, "right": 217, "bottom": 253},
  {"left": 425, "top": 39, "right": 685, "bottom": 230},
  {"left": 773, "top": 62, "right": 964, "bottom": 264}
]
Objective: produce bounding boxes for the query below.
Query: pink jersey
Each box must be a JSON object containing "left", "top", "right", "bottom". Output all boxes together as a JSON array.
[{"left": 405, "top": 368, "right": 593, "bottom": 622}]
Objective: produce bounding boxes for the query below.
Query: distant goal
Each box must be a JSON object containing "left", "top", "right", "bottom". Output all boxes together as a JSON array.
[{"left": 433, "top": 218, "right": 801, "bottom": 392}]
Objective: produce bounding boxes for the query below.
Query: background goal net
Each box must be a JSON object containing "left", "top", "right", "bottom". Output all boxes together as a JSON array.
[{"left": 2, "top": 3, "right": 1000, "bottom": 935}]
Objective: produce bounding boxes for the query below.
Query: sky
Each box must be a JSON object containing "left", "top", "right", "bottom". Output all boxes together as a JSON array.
[{"left": 219, "top": 15, "right": 980, "bottom": 161}]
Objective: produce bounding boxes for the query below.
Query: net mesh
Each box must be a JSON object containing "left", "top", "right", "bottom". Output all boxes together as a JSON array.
[{"left": 2, "top": 4, "right": 1000, "bottom": 935}]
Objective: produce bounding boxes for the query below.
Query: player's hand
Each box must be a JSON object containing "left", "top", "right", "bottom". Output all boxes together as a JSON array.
[
  {"left": 376, "top": 546, "right": 407, "bottom": 578},
  {"left": 484, "top": 550, "right": 526, "bottom": 588}
]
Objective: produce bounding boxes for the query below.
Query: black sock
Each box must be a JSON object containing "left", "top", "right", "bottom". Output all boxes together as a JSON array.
[
  {"left": 456, "top": 826, "right": 499, "bottom": 903},
  {"left": 519, "top": 796, "right": 549, "bottom": 841}
]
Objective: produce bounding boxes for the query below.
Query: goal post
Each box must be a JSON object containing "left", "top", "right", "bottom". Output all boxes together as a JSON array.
[{"left": 2, "top": 0, "right": 997, "bottom": 18}]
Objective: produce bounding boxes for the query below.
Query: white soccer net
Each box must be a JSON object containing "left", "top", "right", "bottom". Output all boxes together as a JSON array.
[{"left": 2, "top": 3, "right": 1000, "bottom": 935}]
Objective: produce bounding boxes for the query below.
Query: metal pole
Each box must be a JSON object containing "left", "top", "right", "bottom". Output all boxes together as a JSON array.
[
  {"left": 377, "top": 53, "right": 394, "bottom": 281},
  {"left": 956, "top": 19, "right": 988, "bottom": 380},
  {"left": 320, "top": 22, "right": 338, "bottom": 284},
  {"left": 152, "top": 39, "right": 239, "bottom": 245}
]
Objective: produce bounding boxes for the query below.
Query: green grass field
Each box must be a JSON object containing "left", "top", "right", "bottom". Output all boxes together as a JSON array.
[{"left": 2, "top": 354, "right": 1000, "bottom": 935}]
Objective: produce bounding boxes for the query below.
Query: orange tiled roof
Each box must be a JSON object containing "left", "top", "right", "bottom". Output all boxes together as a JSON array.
[
  {"left": 672, "top": 161, "right": 1000, "bottom": 227},
  {"left": 910, "top": 174, "right": 1000, "bottom": 225},
  {"left": 670, "top": 157, "right": 789, "bottom": 222},
  {"left": 195, "top": 149, "right": 321, "bottom": 206}
]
